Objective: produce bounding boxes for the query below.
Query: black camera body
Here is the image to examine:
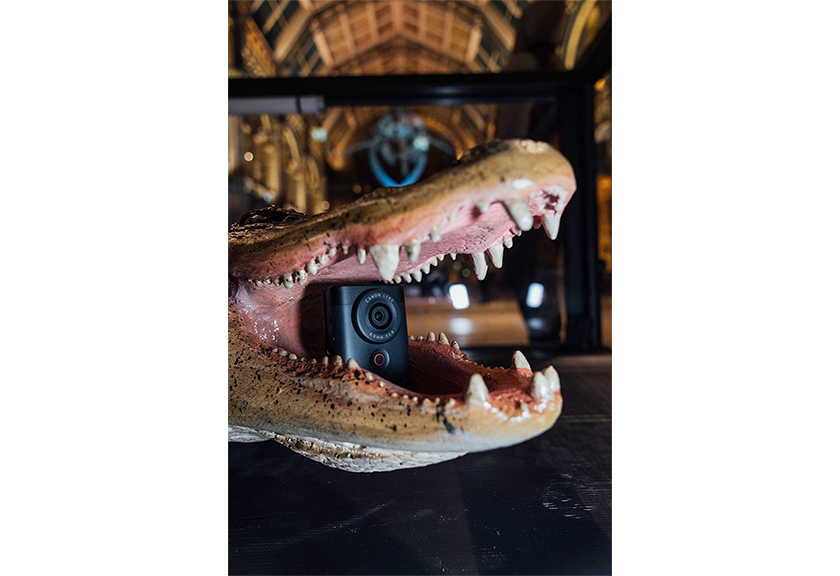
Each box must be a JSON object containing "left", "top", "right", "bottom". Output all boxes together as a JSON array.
[{"left": 324, "top": 285, "right": 410, "bottom": 384}]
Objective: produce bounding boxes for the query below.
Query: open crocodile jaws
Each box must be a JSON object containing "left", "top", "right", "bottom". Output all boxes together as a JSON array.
[{"left": 229, "top": 139, "right": 575, "bottom": 472}]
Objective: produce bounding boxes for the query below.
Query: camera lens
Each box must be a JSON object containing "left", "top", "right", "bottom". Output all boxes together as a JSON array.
[
  {"left": 353, "top": 289, "right": 401, "bottom": 343},
  {"left": 369, "top": 304, "right": 391, "bottom": 329}
]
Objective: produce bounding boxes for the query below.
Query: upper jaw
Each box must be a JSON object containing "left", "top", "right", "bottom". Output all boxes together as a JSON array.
[{"left": 228, "top": 139, "right": 575, "bottom": 286}]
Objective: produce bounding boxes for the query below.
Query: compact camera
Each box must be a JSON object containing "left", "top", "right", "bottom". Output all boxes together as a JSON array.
[{"left": 324, "top": 285, "right": 410, "bottom": 384}]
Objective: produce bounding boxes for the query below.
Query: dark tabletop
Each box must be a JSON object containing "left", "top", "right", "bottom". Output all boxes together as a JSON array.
[{"left": 229, "top": 349, "right": 611, "bottom": 575}]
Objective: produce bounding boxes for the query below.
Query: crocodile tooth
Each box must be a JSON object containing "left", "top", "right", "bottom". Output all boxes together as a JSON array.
[
  {"left": 503, "top": 196, "right": 533, "bottom": 231},
  {"left": 449, "top": 209, "right": 457, "bottom": 222},
  {"left": 434, "top": 398, "right": 441, "bottom": 405},
  {"left": 297, "top": 269, "right": 307, "bottom": 285},
  {"left": 306, "top": 260, "right": 318, "bottom": 275},
  {"left": 356, "top": 247, "right": 367, "bottom": 265},
  {"left": 255, "top": 280, "right": 263, "bottom": 287},
  {"left": 512, "top": 350, "right": 531, "bottom": 370},
  {"left": 445, "top": 398, "right": 456, "bottom": 408},
  {"left": 328, "top": 247, "right": 337, "bottom": 257},
  {"left": 451, "top": 340, "right": 460, "bottom": 350},
  {"left": 542, "top": 213, "right": 561, "bottom": 240},
  {"left": 544, "top": 365, "right": 561, "bottom": 392},
  {"left": 391, "top": 392, "right": 399, "bottom": 398},
  {"left": 421, "top": 262, "right": 431, "bottom": 274},
  {"left": 408, "top": 335, "right": 415, "bottom": 340},
  {"left": 288, "top": 353, "right": 298, "bottom": 360},
  {"left": 430, "top": 226, "right": 441, "bottom": 242},
  {"left": 401, "top": 273, "right": 412, "bottom": 283},
  {"left": 417, "top": 336, "right": 424, "bottom": 341},
  {"left": 438, "top": 332, "right": 450, "bottom": 345},
  {"left": 321, "top": 356, "right": 329, "bottom": 365},
  {"left": 364, "top": 371, "right": 374, "bottom": 380},
  {"left": 318, "top": 254, "right": 328, "bottom": 265},
  {"left": 332, "top": 355, "right": 343, "bottom": 366},
  {"left": 513, "top": 228, "right": 522, "bottom": 236},
  {"left": 450, "top": 253, "right": 457, "bottom": 260},
  {"left": 404, "top": 238, "right": 421, "bottom": 262},
  {"left": 347, "top": 358, "right": 360, "bottom": 369},
  {"left": 427, "top": 332, "right": 436, "bottom": 342},
  {"left": 394, "top": 276, "right": 402, "bottom": 284},
  {"left": 548, "top": 185, "right": 569, "bottom": 207},
  {"left": 278, "top": 349, "right": 288, "bottom": 356},
  {"left": 369, "top": 244, "right": 399, "bottom": 281},
  {"left": 412, "top": 269, "right": 423, "bottom": 282},
  {"left": 487, "top": 245, "right": 504, "bottom": 268},
  {"left": 341, "top": 245, "right": 349, "bottom": 255},
  {"left": 282, "top": 274, "right": 293, "bottom": 289},
  {"left": 504, "top": 236, "right": 513, "bottom": 249},
  {"left": 378, "top": 381, "right": 386, "bottom": 387},
  {"left": 477, "top": 201, "right": 490, "bottom": 213},
  {"left": 464, "top": 374, "right": 489, "bottom": 406},
  {"left": 471, "top": 252, "right": 488, "bottom": 280},
  {"left": 529, "top": 371, "right": 554, "bottom": 400}
]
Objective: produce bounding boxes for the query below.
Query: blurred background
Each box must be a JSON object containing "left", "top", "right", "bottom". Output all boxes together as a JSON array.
[{"left": 228, "top": 0, "right": 612, "bottom": 353}]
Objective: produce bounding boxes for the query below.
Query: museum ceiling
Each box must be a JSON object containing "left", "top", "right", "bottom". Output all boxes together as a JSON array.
[{"left": 229, "top": 0, "right": 611, "bottom": 169}]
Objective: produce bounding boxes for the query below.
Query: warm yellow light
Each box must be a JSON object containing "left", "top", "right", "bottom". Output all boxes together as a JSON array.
[{"left": 244, "top": 152, "right": 254, "bottom": 162}]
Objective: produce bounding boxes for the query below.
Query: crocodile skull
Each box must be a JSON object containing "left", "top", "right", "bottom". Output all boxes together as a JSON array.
[{"left": 229, "top": 139, "right": 576, "bottom": 472}]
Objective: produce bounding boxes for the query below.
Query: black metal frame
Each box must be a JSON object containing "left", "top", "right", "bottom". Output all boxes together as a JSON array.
[{"left": 228, "top": 17, "right": 611, "bottom": 350}]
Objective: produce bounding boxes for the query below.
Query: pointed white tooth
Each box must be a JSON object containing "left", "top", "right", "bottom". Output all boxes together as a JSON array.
[
  {"left": 487, "top": 245, "right": 504, "bottom": 268},
  {"left": 321, "top": 356, "right": 330, "bottom": 365},
  {"left": 297, "top": 269, "right": 307, "bottom": 285},
  {"left": 504, "top": 236, "right": 513, "bottom": 249},
  {"left": 451, "top": 340, "right": 460, "bottom": 350},
  {"left": 288, "top": 353, "right": 298, "bottom": 360},
  {"left": 341, "top": 245, "right": 349, "bottom": 255},
  {"left": 450, "top": 253, "right": 457, "bottom": 260},
  {"left": 401, "top": 273, "right": 412, "bottom": 283},
  {"left": 449, "top": 209, "right": 457, "bottom": 222},
  {"left": 356, "top": 247, "right": 367, "bottom": 264},
  {"left": 408, "top": 335, "right": 415, "bottom": 340},
  {"left": 512, "top": 350, "right": 531, "bottom": 370},
  {"left": 273, "top": 278, "right": 281, "bottom": 286},
  {"left": 404, "top": 238, "right": 421, "bottom": 262},
  {"left": 318, "top": 254, "right": 328, "bottom": 265},
  {"left": 471, "top": 252, "right": 488, "bottom": 281},
  {"left": 369, "top": 244, "right": 399, "bottom": 281},
  {"left": 412, "top": 269, "right": 423, "bottom": 282},
  {"left": 306, "top": 260, "right": 318, "bottom": 275},
  {"left": 255, "top": 280, "right": 263, "bottom": 287},
  {"left": 477, "top": 201, "right": 490, "bottom": 213},
  {"left": 513, "top": 228, "right": 522, "bottom": 236},
  {"left": 464, "top": 374, "right": 489, "bottom": 407},
  {"left": 544, "top": 365, "right": 561, "bottom": 392},
  {"left": 438, "top": 332, "right": 449, "bottom": 345},
  {"left": 282, "top": 274, "right": 293, "bottom": 289},
  {"left": 328, "top": 247, "right": 337, "bottom": 257},
  {"left": 427, "top": 332, "right": 436, "bottom": 342},
  {"left": 503, "top": 196, "right": 533, "bottom": 231},
  {"left": 542, "top": 213, "right": 561, "bottom": 240},
  {"left": 332, "top": 355, "right": 343, "bottom": 365},
  {"left": 430, "top": 226, "right": 441, "bottom": 242},
  {"left": 529, "top": 371, "right": 554, "bottom": 400},
  {"left": 347, "top": 358, "right": 360, "bottom": 369},
  {"left": 421, "top": 262, "right": 431, "bottom": 274},
  {"left": 394, "top": 275, "right": 402, "bottom": 283},
  {"left": 548, "top": 185, "right": 569, "bottom": 206}
]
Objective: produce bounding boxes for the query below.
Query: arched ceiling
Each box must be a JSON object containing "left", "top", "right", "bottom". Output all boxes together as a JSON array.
[{"left": 229, "top": 1, "right": 610, "bottom": 170}]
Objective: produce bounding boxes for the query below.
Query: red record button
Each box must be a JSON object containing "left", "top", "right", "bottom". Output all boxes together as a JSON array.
[{"left": 371, "top": 349, "right": 389, "bottom": 368}]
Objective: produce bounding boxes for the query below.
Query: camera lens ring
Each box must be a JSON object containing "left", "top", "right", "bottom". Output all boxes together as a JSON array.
[{"left": 353, "top": 289, "right": 401, "bottom": 344}]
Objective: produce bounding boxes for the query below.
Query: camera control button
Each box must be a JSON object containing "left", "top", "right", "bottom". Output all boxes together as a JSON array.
[{"left": 371, "top": 349, "right": 389, "bottom": 368}]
